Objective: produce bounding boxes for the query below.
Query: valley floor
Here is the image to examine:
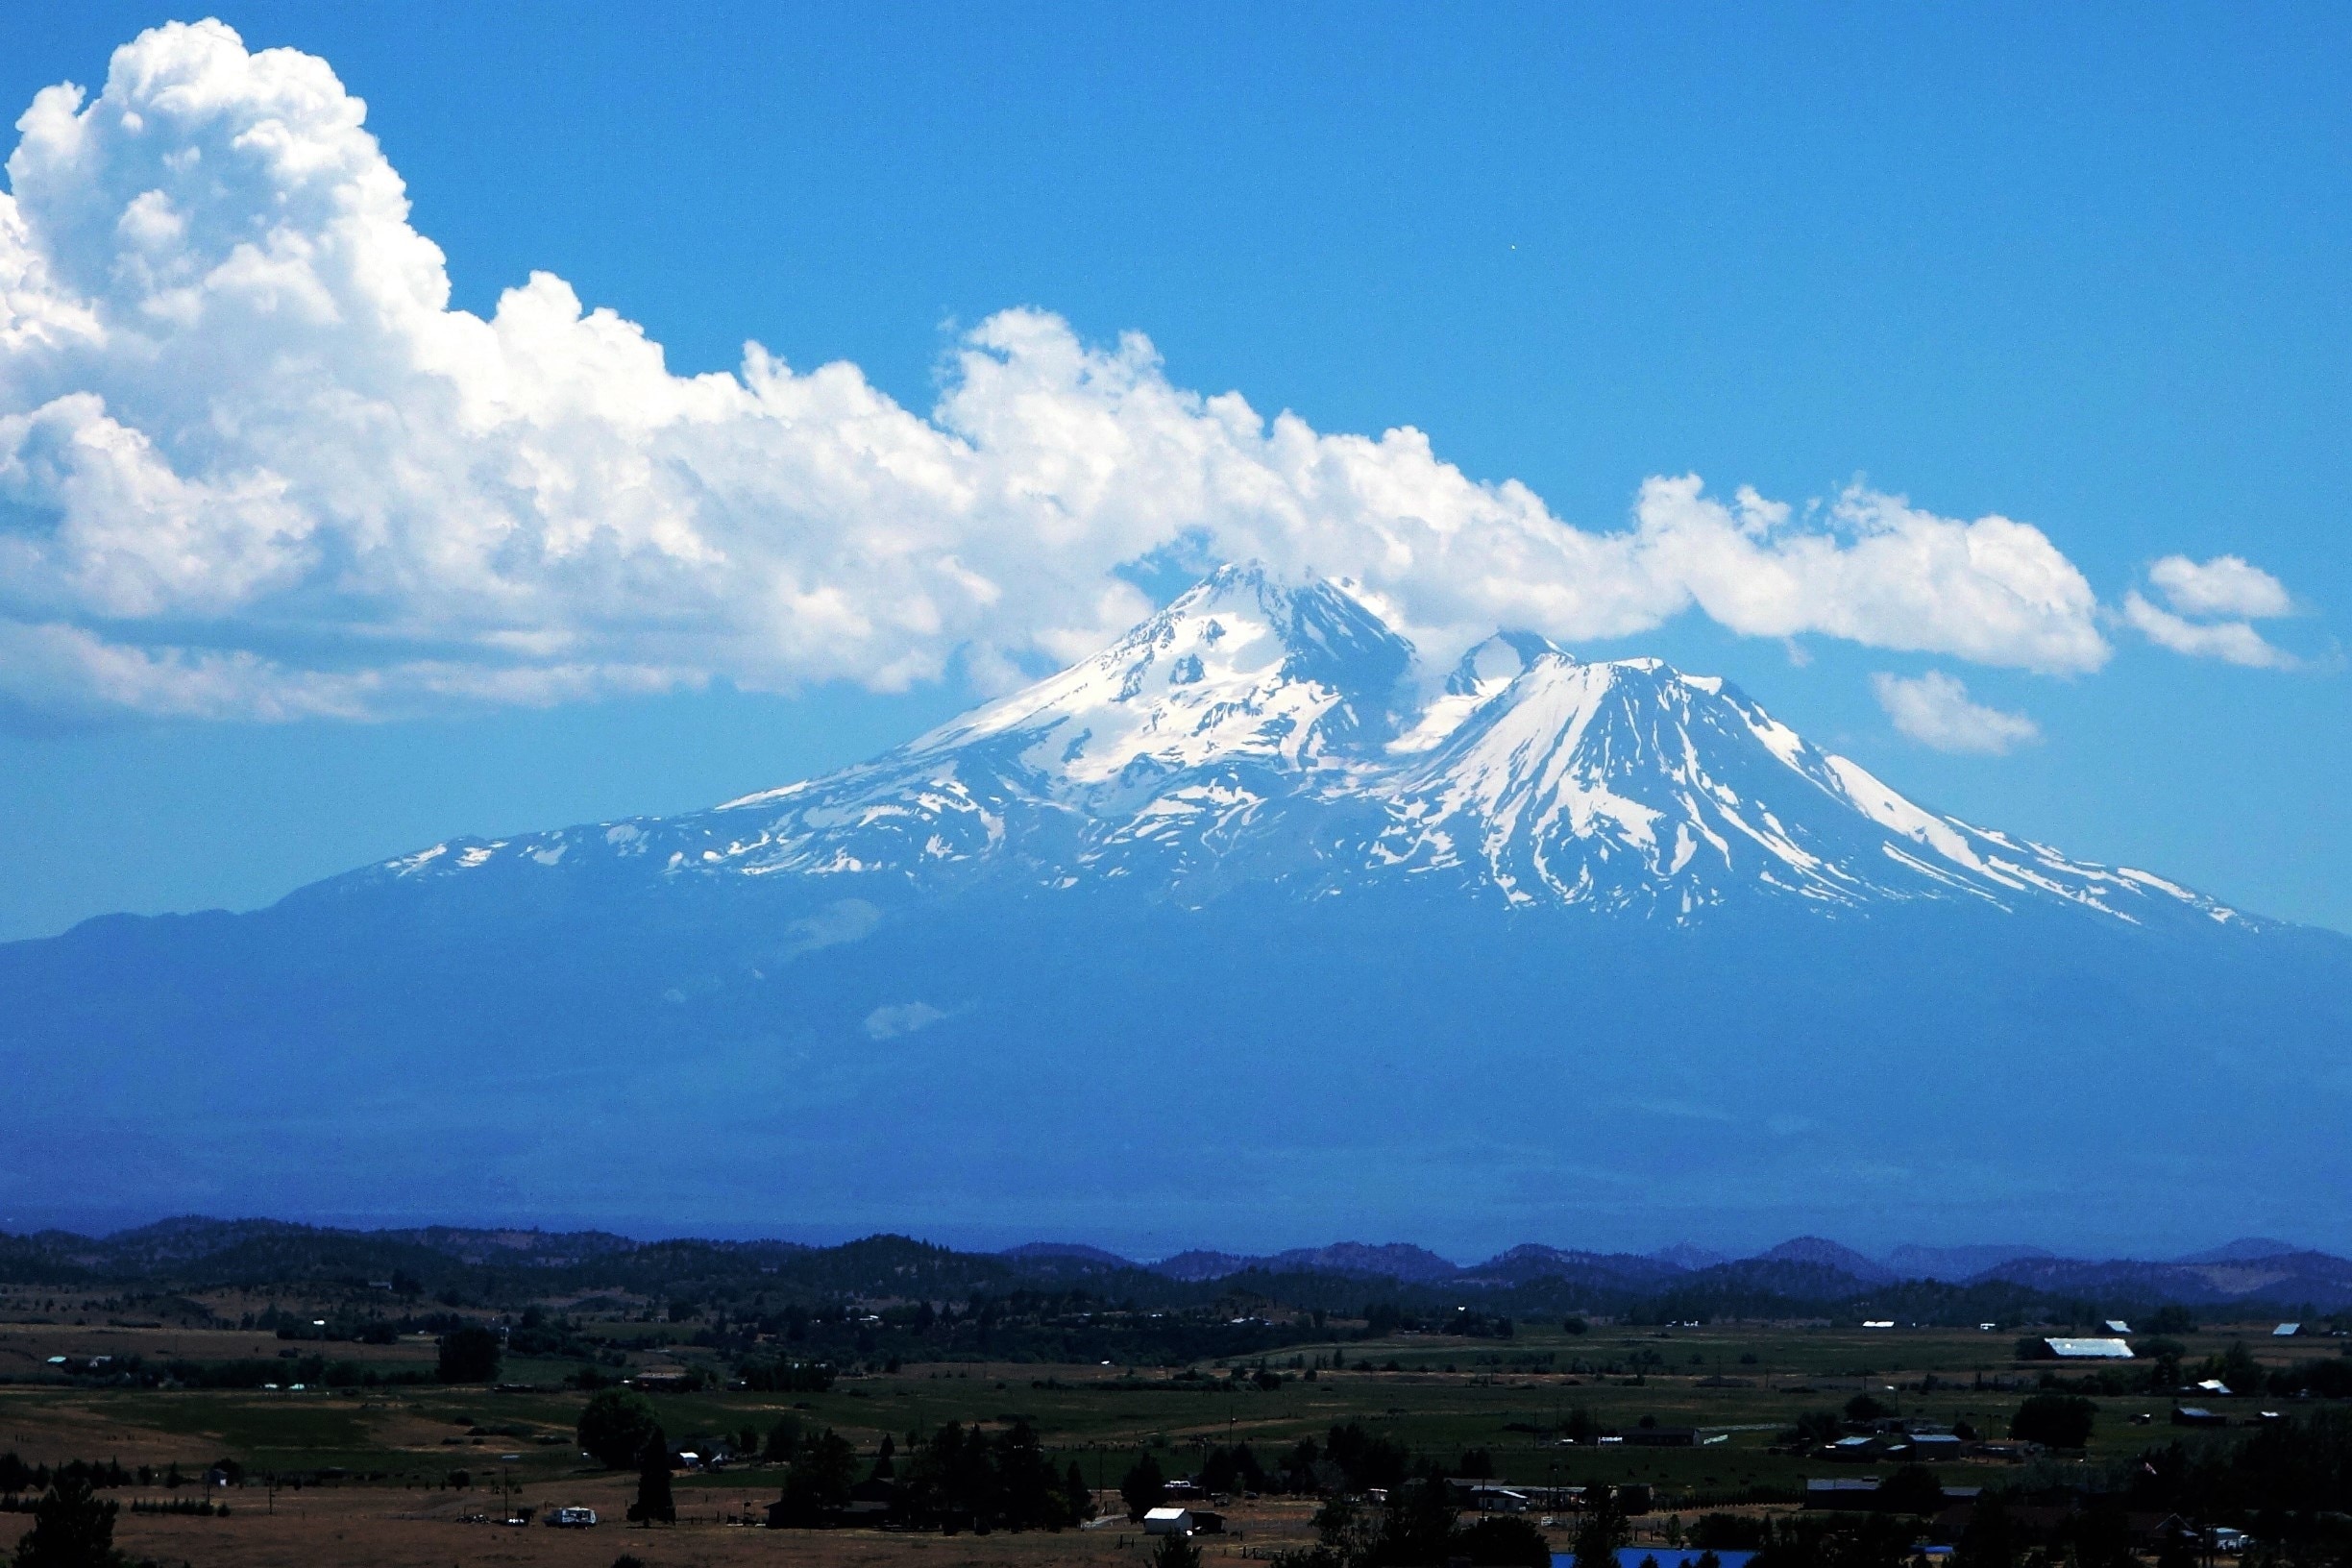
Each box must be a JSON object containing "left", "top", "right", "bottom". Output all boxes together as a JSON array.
[{"left": 0, "top": 1320, "right": 2334, "bottom": 1566}]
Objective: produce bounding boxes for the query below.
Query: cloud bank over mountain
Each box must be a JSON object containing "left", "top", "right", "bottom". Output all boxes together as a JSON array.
[{"left": 0, "top": 21, "right": 2299, "bottom": 724}]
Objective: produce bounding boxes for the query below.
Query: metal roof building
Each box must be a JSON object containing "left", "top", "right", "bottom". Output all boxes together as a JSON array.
[{"left": 2045, "top": 1336, "right": 2135, "bottom": 1359}]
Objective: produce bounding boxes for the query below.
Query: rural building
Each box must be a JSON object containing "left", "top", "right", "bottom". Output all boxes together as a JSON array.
[
  {"left": 2274, "top": 1322, "right": 2301, "bottom": 1336},
  {"left": 2044, "top": 1336, "right": 2134, "bottom": 1359},
  {"left": 1806, "top": 1478, "right": 1982, "bottom": 1512},
  {"left": 1144, "top": 1507, "right": 1196, "bottom": 1536},
  {"left": 1620, "top": 1425, "right": 1702, "bottom": 1447},
  {"left": 2172, "top": 1407, "right": 2228, "bottom": 1428}
]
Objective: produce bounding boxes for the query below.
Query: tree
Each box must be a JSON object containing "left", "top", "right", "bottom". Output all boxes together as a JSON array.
[
  {"left": 1954, "top": 1495, "right": 2019, "bottom": 1568},
  {"left": 772, "top": 1428, "right": 857, "bottom": 1528},
  {"left": 1121, "top": 1452, "right": 1166, "bottom": 1522},
  {"left": 1065, "top": 1460, "right": 1096, "bottom": 1521},
  {"left": 1845, "top": 1393, "right": 1895, "bottom": 1423},
  {"left": 2010, "top": 1393, "right": 2095, "bottom": 1449},
  {"left": 1311, "top": 1492, "right": 1383, "bottom": 1566},
  {"left": 764, "top": 1413, "right": 802, "bottom": 1461},
  {"left": 1153, "top": 1531, "right": 1204, "bottom": 1568},
  {"left": 437, "top": 1324, "right": 502, "bottom": 1384},
  {"left": 1875, "top": 1465, "right": 1945, "bottom": 1516},
  {"left": 2216, "top": 1340, "right": 2263, "bottom": 1393},
  {"left": 1573, "top": 1483, "right": 1630, "bottom": 1568},
  {"left": 1788, "top": 1409, "right": 1845, "bottom": 1448},
  {"left": 577, "top": 1388, "right": 665, "bottom": 1470},
  {"left": 2066, "top": 1502, "right": 2134, "bottom": 1568},
  {"left": 14, "top": 1473, "right": 123, "bottom": 1568},
  {"left": 1453, "top": 1515, "right": 1552, "bottom": 1568},
  {"left": 1372, "top": 1474, "right": 1458, "bottom": 1568},
  {"left": 627, "top": 1444, "right": 675, "bottom": 1527}
]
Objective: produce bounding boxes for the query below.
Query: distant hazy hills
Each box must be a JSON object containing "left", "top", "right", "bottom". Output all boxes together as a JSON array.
[
  {"left": 1083, "top": 1234, "right": 2348, "bottom": 1308},
  {"left": 5, "top": 1218, "right": 2344, "bottom": 1312}
]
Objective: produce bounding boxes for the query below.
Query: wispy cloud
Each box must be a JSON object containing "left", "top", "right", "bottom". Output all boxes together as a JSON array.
[
  {"left": 2147, "top": 554, "right": 2291, "bottom": 620},
  {"left": 1871, "top": 670, "right": 2041, "bottom": 755},
  {"left": 2119, "top": 553, "right": 2298, "bottom": 668},
  {"left": 864, "top": 1002, "right": 947, "bottom": 1041},
  {"left": 2121, "top": 594, "right": 2296, "bottom": 669}
]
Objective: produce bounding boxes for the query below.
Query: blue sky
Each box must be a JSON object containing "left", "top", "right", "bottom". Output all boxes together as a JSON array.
[{"left": 0, "top": 1, "right": 2344, "bottom": 940}]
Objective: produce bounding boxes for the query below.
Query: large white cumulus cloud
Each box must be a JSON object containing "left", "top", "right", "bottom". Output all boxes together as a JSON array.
[{"left": 0, "top": 21, "right": 2261, "bottom": 723}]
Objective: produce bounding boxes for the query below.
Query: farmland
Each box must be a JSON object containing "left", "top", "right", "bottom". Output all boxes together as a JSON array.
[{"left": 0, "top": 1306, "right": 2339, "bottom": 1568}]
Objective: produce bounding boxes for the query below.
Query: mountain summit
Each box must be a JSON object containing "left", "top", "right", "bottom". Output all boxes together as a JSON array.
[
  {"left": 4, "top": 567, "right": 2345, "bottom": 1248},
  {"left": 365, "top": 565, "right": 2235, "bottom": 927}
]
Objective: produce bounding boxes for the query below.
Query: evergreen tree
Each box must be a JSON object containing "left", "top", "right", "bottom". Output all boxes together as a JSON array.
[
  {"left": 627, "top": 1444, "right": 675, "bottom": 1527},
  {"left": 994, "top": 1420, "right": 1063, "bottom": 1531},
  {"left": 15, "top": 1473, "right": 123, "bottom": 1568},
  {"left": 1375, "top": 1473, "right": 1459, "bottom": 1567},
  {"left": 1573, "top": 1482, "right": 1630, "bottom": 1568},
  {"left": 1121, "top": 1452, "right": 1166, "bottom": 1522},
  {"left": 772, "top": 1428, "right": 857, "bottom": 1527},
  {"left": 1066, "top": 1459, "right": 1096, "bottom": 1522},
  {"left": 1152, "top": 1530, "right": 1204, "bottom": 1568}
]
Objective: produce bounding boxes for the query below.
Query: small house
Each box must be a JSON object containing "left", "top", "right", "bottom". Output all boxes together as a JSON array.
[{"left": 1144, "top": 1507, "right": 1196, "bottom": 1537}]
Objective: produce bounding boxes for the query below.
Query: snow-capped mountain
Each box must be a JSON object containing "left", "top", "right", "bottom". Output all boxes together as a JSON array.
[
  {"left": 6, "top": 564, "right": 2344, "bottom": 1251},
  {"left": 365, "top": 564, "right": 2237, "bottom": 929}
]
